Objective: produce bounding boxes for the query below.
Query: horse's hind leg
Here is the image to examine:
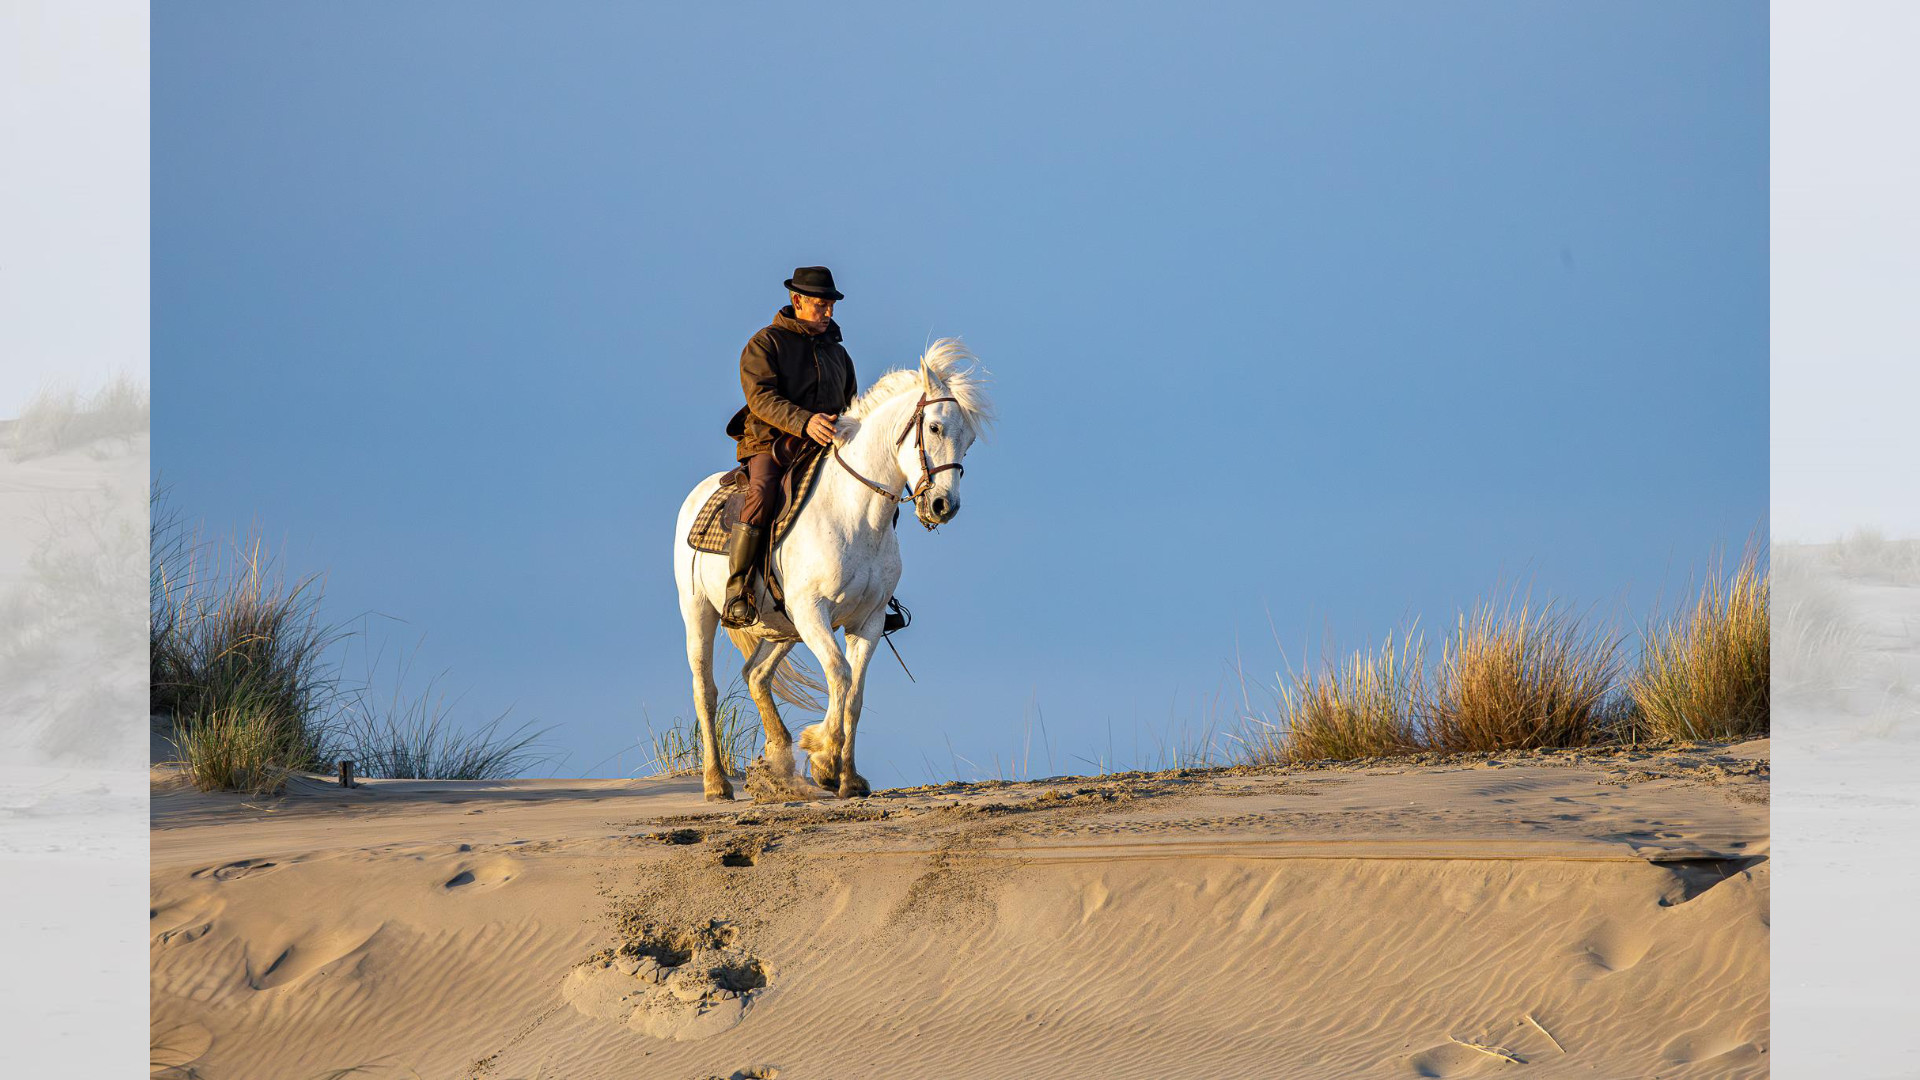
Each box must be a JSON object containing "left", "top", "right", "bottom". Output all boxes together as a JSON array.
[
  {"left": 683, "top": 593, "right": 733, "bottom": 801},
  {"left": 743, "top": 639, "right": 799, "bottom": 777}
]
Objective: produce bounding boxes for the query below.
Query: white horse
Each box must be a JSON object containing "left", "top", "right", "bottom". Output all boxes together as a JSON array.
[{"left": 672, "top": 338, "right": 994, "bottom": 801}]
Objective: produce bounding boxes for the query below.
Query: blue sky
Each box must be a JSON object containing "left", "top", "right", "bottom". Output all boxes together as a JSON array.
[{"left": 154, "top": 3, "right": 1766, "bottom": 785}]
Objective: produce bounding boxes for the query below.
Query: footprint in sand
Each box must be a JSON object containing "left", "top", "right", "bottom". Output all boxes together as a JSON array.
[
  {"left": 244, "top": 924, "right": 384, "bottom": 991},
  {"left": 152, "top": 898, "right": 222, "bottom": 947},
  {"left": 563, "top": 921, "right": 774, "bottom": 1042},
  {"left": 718, "top": 834, "right": 776, "bottom": 868}
]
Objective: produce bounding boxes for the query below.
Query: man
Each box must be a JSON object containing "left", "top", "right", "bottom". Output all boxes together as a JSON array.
[{"left": 720, "top": 265, "right": 857, "bottom": 628}]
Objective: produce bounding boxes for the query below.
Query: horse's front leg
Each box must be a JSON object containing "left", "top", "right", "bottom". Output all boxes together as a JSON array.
[
  {"left": 834, "top": 611, "right": 884, "bottom": 799},
  {"left": 790, "top": 600, "right": 855, "bottom": 794}
]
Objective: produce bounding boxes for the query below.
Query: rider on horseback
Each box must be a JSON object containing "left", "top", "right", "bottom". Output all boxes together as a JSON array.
[{"left": 720, "top": 266, "right": 856, "bottom": 629}]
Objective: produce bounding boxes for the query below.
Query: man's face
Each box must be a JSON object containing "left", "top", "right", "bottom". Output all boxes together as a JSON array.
[{"left": 791, "top": 292, "right": 835, "bottom": 322}]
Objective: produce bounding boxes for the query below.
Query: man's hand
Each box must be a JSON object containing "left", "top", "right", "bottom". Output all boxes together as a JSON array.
[{"left": 806, "top": 413, "right": 839, "bottom": 446}]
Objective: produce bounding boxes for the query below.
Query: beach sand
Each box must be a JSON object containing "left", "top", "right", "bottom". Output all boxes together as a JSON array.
[
  {"left": 3, "top": 433, "right": 150, "bottom": 1075},
  {"left": 151, "top": 741, "right": 1767, "bottom": 1079}
]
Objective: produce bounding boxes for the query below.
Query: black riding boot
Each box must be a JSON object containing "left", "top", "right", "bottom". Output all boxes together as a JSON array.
[{"left": 720, "top": 522, "right": 766, "bottom": 629}]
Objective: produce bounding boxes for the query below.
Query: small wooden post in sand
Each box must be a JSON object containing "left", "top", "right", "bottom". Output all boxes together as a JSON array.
[{"left": 339, "top": 760, "right": 356, "bottom": 789}]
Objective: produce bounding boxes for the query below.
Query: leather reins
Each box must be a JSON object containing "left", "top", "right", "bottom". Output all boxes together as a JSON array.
[{"left": 830, "top": 393, "right": 963, "bottom": 509}]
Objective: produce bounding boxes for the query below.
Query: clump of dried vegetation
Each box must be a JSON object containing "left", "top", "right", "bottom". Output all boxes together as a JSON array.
[
  {"left": 1424, "top": 600, "right": 1621, "bottom": 752},
  {"left": 152, "top": 494, "right": 548, "bottom": 793},
  {"left": 1242, "top": 548, "right": 1773, "bottom": 764},
  {"left": 1245, "top": 630, "right": 1425, "bottom": 763},
  {"left": 1771, "top": 542, "right": 1864, "bottom": 700},
  {"left": 7, "top": 374, "right": 149, "bottom": 462},
  {"left": 1826, "top": 528, "right": 1920, "bottom": 585},
  {"left": 1629, "top": 550, "right": 1769, "bottom": 740}
]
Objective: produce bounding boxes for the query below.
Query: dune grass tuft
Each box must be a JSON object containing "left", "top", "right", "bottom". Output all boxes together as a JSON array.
[
  {"left": 153, "top": 494, "right": 549, "bottom": 790},
  {"left": 1248, "top": 630, "right": 1425, "bottom": 763},
  {"left": 1422, "top": 600, "right": 1620, "bottom": 752},
  {"left": 643, "top": 686, "right": 758, "bottom": 778},
  {"left": 172, "top": 688, "right": 312, "bottom": 796},
  {"left": 330, "top": 639, "right": 554, "bottom": 781},
  {"left": 1630, "top": 550, "right": 1770, "bottom": 740},
  {"left": 1773, "top": 544, "right": 1865, "bottom": 699},
  {"left": 342, "top": 691, "right": 549, "bottom": 782},
  {"left": 7, "top": 373, "right": 149, "bottom": 461},
  {"left": 151, "top": 531, "right": 342, "bottom": 744},
  {"left": 151, "top": 511, "right": 343, "bottom": 792},
  {"left": 1827, "top": 527, "right": 1920, "bottom": 585}
]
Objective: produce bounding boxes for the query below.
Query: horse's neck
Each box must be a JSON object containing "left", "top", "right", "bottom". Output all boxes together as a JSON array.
[{"left": 812, "top": 391, "right": 915, "bottom": 537}]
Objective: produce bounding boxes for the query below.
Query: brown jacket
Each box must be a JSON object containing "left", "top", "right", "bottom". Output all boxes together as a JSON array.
[{"left": 727, "top": 307, "right": 858, "bottom": 461}]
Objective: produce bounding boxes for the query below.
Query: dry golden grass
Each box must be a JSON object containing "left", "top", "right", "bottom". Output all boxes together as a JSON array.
[
  {"left": 1248, "top": 631, "right": 1425, "bottom": 763},
  {"left": 1774, "top": 544, "right": 1865, "bottom": 699},
  {"left": 1630, "top": 550, "right": 1770, "bottom": 740},
  {"left": 172, "top": 688, "right": 308, "bottom": 796},
  {"left": 1422, "top": 600, "right": 1620, "bottom": 752},
  {"left": 1827, "top": 527, "right": 1920, "bottom": 584},
  {"left": 7, "top": 373, "right": 148, "bottom": 461},
  {"left": 644, "top": 688, "right": 758, "bottom": 778}
]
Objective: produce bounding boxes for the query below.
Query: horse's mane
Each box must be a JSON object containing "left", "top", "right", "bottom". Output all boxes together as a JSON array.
[{"left": 846, "top": 337, "right": 996, "bottom": 437}]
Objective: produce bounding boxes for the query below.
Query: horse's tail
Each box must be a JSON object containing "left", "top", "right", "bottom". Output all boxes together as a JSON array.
[{"left": 726, "top": 628, "right": 827, "bottom": 711}]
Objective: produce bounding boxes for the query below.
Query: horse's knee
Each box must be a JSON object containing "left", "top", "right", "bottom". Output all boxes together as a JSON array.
[{"left": 691, "top": 675, "right": 718, "bottom": 707}]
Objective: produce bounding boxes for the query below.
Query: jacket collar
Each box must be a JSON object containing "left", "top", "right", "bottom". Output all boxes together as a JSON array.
[{"left": 773, "top": 306, "right": 842, "bottom": 342}]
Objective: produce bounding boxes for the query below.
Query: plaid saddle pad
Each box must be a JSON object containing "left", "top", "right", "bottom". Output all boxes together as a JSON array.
[{"left": 685, "top": 444, "right": 830, "bottom": 556}]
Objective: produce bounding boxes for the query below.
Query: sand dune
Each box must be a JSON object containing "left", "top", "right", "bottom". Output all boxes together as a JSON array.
[
  {"left": 3, "top": 433, "right": 149, "bottom": 1076},
  {"left": 151, "top": 742, "right": 1767, "bottom": 1078}
]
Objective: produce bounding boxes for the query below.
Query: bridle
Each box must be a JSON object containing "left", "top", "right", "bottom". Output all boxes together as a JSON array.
[{"left": 831, "top": 392, "right": 964, "bottom": 513}]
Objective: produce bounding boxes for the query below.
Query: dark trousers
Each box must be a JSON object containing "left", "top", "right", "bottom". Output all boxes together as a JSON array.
[{"left": 740, "top": 452, "right": 783, "bottom": 527}]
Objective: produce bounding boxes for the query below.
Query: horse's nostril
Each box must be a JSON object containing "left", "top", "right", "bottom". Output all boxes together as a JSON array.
[{"left": 932, "top": 497, "right": 948, "bottom": 516}]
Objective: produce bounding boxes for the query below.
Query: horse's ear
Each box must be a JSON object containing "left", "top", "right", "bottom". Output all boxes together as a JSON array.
[{"left": 920, "top": 354, "right": 948, "bottom": 397}]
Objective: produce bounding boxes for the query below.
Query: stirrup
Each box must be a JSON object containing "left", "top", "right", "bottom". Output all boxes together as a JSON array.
[{"left": 882, "top": 596, "right": 910, "bottom": 635}]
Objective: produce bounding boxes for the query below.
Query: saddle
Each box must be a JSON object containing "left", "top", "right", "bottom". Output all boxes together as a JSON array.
[{"left": 685, "top": 439, "right": 830, "bottom": 609}]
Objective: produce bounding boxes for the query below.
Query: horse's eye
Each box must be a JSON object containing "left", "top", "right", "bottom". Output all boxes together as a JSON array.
[{"left": 930, "top": 423, "right": 943, "bottom": 436}]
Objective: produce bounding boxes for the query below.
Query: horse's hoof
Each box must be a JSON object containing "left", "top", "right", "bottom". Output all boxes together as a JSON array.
[
  {"left": 705, "top": 783, "right": 735, "bottom": 802},
  {"left": 837, "top": 776, "right": 871, "bottom": 799},
  {"left": 809, "top": 754, "right": 840, "bottom": 791}
]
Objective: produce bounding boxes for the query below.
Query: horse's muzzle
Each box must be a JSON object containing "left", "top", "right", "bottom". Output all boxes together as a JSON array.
[{"left": 920, "top": 494, "right": 959, "bottom": 528}]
